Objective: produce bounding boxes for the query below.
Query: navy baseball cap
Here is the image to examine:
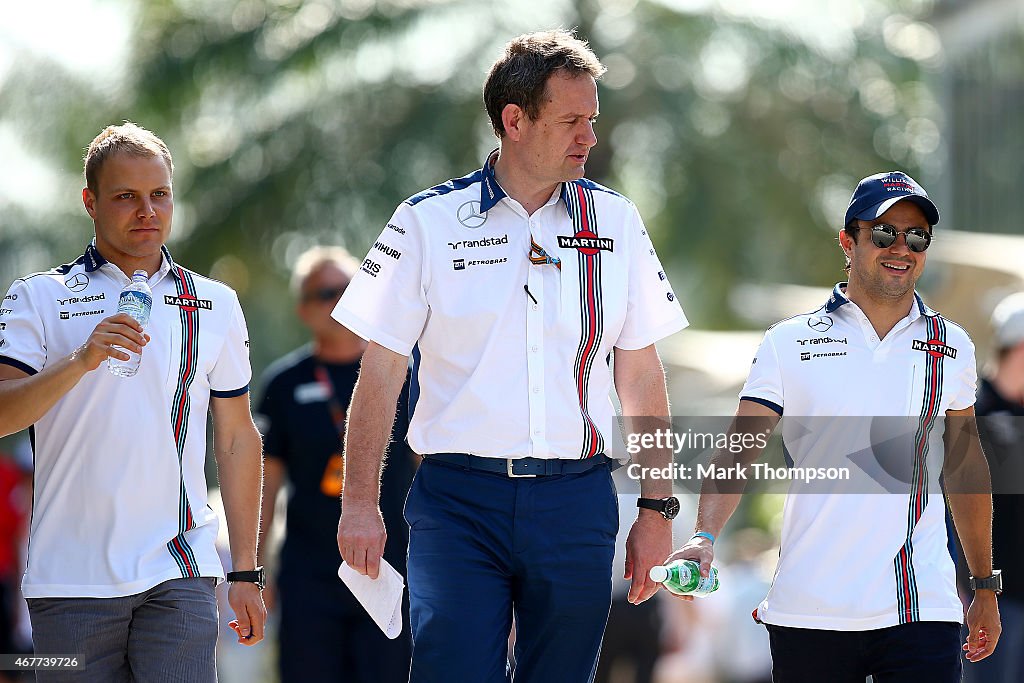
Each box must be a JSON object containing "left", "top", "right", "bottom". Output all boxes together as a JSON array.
[{"left": 844, "top": 171, "right": 940, "bottom": 227}]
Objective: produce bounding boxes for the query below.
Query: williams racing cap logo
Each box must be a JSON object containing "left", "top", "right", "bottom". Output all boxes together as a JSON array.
[
  {"left": 556, "top": 231, "right": 614, "bottom": 255},
  {"left": 912, "top": 339, "right": 957, "bottom": 359}
]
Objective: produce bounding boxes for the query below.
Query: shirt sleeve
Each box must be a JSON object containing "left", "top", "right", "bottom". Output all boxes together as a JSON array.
[
  {"left": 209, "top": 291, "right": 252, "bottom": 397},
  {"left": 0, "top": 279, "right": 46, "bottom": 375},
  {"left": 949, "top": 336, "right": 977, "bottom": 411},
  {"left": 331, "top": 205, "right": 429, "bottom": 356},
  {"left": 740, "top": 329, "right": 784, "bottom": 415},
  {"left": 614, "top": 205, "right": 689, "bottom": 350}
]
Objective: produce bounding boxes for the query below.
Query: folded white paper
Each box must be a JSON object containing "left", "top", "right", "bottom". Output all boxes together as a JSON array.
[{"left": 337, "top": 559, "right": 405, "bottom": 639}]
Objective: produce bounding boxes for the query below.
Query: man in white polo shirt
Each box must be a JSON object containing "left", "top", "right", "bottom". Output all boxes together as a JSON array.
[
  {"left": 670, "top": 171, "right": 1000, "bottom": 682},
  {"left": 333, "top": 30, "right": 688, "bottom": 682},
  {"left": 0, "top": 123, "right": 266, "bottom": 681}
]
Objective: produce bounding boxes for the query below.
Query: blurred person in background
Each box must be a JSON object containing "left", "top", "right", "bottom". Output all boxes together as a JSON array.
[
  {"left": 961, "top": 291, "right": 1024, "bottom": 683},
  {"left": 0, "top": 122, "right": 265, "bottom": 681},
  {"left": 334, "top": 29, "right": 688, "bottom": 682},
  {"left": 256, "top": 246, "right": 414, "bottom": 682},
  {"left": 669, "top": 172, "right": 999, "bottom": 682},
  {"left": 0, "top": 442, "right": 31, "bottom": 683}
]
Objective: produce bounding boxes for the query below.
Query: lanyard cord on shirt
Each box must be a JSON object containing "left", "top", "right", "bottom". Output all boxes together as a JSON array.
[{"left": 313, "top": 363, "right": 347, "bottom": 442}]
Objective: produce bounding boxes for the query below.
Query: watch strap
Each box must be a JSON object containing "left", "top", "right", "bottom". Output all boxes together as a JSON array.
[{"left": 226, "top": 567, "right": 265, "bottom": 589}]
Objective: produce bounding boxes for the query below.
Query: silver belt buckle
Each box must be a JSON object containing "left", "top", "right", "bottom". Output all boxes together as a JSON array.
[{"left": 507, "top": 459, "right": 537, "bottom": 478}]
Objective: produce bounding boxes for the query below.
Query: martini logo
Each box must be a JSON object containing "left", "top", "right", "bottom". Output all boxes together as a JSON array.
[
  {"left": 556, "top": 231, "right": 614, "bottom": 255},
  {"left": 912, "top": 339, "right": 957, "bottom": 359},
  {"left": 164, "top": 294, "right": 213, "bottom": 311}
]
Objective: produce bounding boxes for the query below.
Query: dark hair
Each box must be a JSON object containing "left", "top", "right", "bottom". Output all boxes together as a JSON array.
[
  {"left": 484, "top": 29, "right": 606, "bottom": 138},
  {"left": 841, "top": 222, "right": 860, "bottom": 274},
  {"left": 84, "top": 122, "right": 173, "bottom": 193}
]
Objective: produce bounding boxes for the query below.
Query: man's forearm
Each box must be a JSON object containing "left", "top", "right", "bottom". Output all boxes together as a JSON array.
[
  {"left": 948, "top": 491, "right": 993, "bottom": 578},
  {"left": 216, "top": 424, "right": 263, "bottom": 570},
  {"left": 615, "top": 345, "right": 672, "bottom": 499},
  {"left": 0, "top": 350, "right": 91, "bottom": 436},
  {"left": 342, "top": 343, "right": 409, "bottom": 507}
]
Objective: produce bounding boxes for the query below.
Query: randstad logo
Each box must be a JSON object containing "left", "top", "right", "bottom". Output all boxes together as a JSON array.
[{"left": 448, "top": 235, "right": 508, "bottom": 250}]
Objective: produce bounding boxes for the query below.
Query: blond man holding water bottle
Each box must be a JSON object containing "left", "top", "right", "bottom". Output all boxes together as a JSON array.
[{"left": 0, "top": 123, "right": 265, "bottom": 681}]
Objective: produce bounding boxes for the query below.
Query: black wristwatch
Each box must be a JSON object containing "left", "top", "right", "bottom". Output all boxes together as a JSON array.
[
  {"left": 226, "top": 566, "right": 266, "bottom": 590},
  {"left": 637, "top": 496, "right": 680, "bottom": 520},
  {"left": 969, "top": 570, "right": 1002, "bottom": 595}
]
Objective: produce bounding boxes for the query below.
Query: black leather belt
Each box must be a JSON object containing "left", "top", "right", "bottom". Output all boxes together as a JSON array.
[{"left": 424, "top": 453, "right": 614, "bottom": 478}]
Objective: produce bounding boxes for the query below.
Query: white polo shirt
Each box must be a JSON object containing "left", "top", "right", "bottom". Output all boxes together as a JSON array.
[
  {"left": 332, "top": 153, "right": 688, "bottom": 460},
  {"left": 741, "top": 283, "right": 976, "bottom": 630},
  {"left": 0, "top": 244, "right": 251, "bottom": 598}
]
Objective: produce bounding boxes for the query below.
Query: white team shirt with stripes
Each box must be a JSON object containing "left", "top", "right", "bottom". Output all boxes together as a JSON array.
[
  {"left": 332, "top": 154, "right": 688, "bottom": 461},
  {"left": 0, "top": 244, "right": 251, "bottom": 598},
  {"left": 741, "top": 283, "right": 976, "bottom": 630}
]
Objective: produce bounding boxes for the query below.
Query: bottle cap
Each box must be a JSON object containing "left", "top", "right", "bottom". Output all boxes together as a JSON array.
[{"left": 649, "top": 565, "right": 669, "bottom": 583}]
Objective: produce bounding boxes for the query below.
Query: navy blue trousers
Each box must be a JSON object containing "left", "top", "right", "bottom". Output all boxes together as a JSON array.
[
  {"left": 404, "top": 458, "right": 618, "bottom": 683},
  {"left": 766, "top": 621, "right": 962, "bottom": 683}
]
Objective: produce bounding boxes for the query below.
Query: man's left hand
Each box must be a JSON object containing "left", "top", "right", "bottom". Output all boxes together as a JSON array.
[
  {"left": 963, "top": 591, "right": 1000, "bottom": 662},
  {"left": 624, "top": 511, "right": 672, "bottom": 604},
  {"left": 227, "top": 582, "right": 267, "bottom": 646}
]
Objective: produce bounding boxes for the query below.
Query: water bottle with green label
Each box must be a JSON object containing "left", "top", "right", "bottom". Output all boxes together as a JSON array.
[{"left": 649, "top": 559, "right": 720, "bottom": 597}]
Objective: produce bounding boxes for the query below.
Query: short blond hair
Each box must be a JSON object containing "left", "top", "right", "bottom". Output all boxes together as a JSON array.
[{"left": 84, "top": 122, "right": 173, "bottom": 193}]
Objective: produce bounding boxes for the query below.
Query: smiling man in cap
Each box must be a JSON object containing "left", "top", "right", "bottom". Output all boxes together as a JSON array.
[{"left": 669, "top": 170, "right": 1000, "bottom": 682}]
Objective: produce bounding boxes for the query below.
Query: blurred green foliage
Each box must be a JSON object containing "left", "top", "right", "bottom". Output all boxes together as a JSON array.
[{"left": 0, "top": 0, "right": 941, "bottom": 381}]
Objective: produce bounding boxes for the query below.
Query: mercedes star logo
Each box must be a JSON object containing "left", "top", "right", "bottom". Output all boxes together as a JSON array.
[
  {"left": 65, "top": 273, "right": 90, "bottom": 292},
  {"left": 808, "top": 315, "right": 834, "bottom": 332},
  {"left": 457, "top": 201, "right": 487, "bottom": 229}
]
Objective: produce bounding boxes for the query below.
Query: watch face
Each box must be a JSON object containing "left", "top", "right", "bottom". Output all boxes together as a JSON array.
[{"left": 664, "top": 497, "right": 681, "bottom": 520}]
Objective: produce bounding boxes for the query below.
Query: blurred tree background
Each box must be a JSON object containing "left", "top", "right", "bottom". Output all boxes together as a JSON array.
[{"left": 0, "top": 0, "right": 948, "bottom": 378}]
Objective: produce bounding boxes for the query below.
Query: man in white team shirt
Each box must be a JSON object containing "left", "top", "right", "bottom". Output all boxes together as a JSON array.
[
  {"left": 333, "top": 30, "right": 688, "bottom": 682},
  {"left": 0, "top": 123, "right": 265, "bottom": 681},
  {"left": 670, "top": 171, "right": 1000, "bottom": 682}
]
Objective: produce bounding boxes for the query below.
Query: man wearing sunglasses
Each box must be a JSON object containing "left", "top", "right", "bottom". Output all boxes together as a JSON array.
[
  {"left": 255, "top": 246, "right": 415, "bottom": 682},
  {"left": 669, "top": 171, "right": 1000, "bottom": 682}
]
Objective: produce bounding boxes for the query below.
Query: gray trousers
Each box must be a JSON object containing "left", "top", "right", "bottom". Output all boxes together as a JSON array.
[{"left": 27, "top": 577, "right": 218, "bottom": 683}]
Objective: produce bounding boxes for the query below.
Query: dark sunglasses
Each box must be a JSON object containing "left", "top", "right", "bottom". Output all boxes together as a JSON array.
[
  {"left": 854, "top": 224, "right": 932, "bottom": 253},
  {"left": 301, "top": 286, "right": 347, "bottom": 303}
]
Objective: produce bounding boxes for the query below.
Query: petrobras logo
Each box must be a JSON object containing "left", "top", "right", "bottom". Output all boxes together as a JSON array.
[
  {"left": 164, "top": 294, "right": 213, "bottom": 311},
  {"left": 60, "top": 309, "right": 103, "bottom": 320},
  {"left": 453, "top": 257, "right": 506, "bottom": 271},
  {"left": 447, "top": 234, "right": 508, "bottom": 250},
  {"left": 557, "top": 231, "right": 614, "bottom": 254},
  {"left": 57, "top": 293, "right": 106, "bottom": 306}
]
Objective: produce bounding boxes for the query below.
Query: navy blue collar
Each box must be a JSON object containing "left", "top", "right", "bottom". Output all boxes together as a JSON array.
[
  {"left": 824, "top": 282, "right": 934, "bottom": 317},
  {"left": 479, "top": 149, "right": 508, "bottom": 213},
  {"left": 83, "top": 243, "right": 180, "bottom": 281}
]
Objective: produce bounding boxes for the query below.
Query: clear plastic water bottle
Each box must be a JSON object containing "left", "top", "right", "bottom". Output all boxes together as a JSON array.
[
  {"left": 649, "top": 559, "right": 720, "bottom": 597},
  {"left": 108, "top": 270, "right": 152, "bottom": 377}
]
